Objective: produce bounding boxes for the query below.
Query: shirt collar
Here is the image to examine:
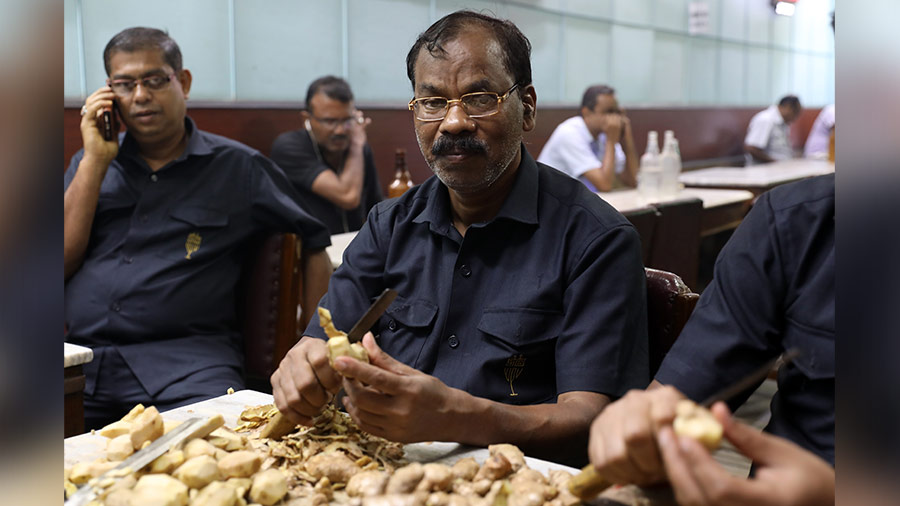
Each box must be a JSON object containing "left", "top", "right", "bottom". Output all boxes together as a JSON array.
[
  {"left": 412, "top": 144, "right": 539, "bottom": 232},
  {"left": 119, "top": 116, "right": 214, "bottom": 164},
  {"left": 768, "top": 105, "right": 786, "bottom": 125}
]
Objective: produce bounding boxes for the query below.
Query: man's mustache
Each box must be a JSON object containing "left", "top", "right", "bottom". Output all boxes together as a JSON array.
[
  {"left": 432, "top": 135, "right": 487, "bottom": 156},
  {"left": 328, "top": 134, "right": 349, "bottom": 143}
]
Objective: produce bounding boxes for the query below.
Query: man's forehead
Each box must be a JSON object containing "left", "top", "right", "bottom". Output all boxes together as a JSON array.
[
  {"left": 109, "top": 49, "right": 171, "bottom": 75},
  {"left": 413, "top": 35, "right": 510, "bottom": 93}
]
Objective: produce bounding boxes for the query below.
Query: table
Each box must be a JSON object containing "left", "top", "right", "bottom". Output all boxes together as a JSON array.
[
  {"left": 64, "top": 343, "right": 93, "bottom": 437},
  {"left": 597, "top": 187, "right": 754, "bottom": 238},
  {"left": 325, "top": 187, "right": 754, "bottom": 268},
  {"left": 679, "top": 159, "right": 834, "bottom": 196}
]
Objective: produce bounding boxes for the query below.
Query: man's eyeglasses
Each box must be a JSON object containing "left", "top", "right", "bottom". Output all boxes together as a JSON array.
[
  {"left": 310, "top": 114, "right": 358, "bottom": 130},
  {"left": 408, "top": 83, "right": 520, "bottom": 121},
  {"left": 107, "top": 74, "right": 177, "bottom": 96}
]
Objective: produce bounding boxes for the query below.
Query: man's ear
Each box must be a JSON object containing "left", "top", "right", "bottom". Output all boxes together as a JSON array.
[
  {"left": 178, "top": 69, "right": 192, "bottom": 100},
  {"left": 522, "top": 84, "right": 537, "bottom": 132}
]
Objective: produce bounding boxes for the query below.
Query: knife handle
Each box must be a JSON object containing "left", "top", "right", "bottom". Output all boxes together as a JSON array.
[{"left": 568, "top": 464, "right": 614, "bottom": 500}]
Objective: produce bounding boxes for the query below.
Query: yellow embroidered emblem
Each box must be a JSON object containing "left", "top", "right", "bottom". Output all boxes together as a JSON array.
[
  {"left": 185, "top": 232, "right": 202, "bottom": 259},
  {"left": 504, "top": 354, "right": 526, "bottom": 397}
]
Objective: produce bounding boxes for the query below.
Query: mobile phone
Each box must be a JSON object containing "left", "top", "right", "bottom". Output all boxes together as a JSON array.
[{"left": 102, "top": 100, "right": 120, "bottom": 141}]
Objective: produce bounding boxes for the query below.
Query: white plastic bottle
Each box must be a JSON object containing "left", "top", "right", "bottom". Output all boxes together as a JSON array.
[
  {"left": 638, "top": 131, "right": 661, "bottom": 201},
  {"left": 660, "top": 130, "right": 682, "bottom": 198}
]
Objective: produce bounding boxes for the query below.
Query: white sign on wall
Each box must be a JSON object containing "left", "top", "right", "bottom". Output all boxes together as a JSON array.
[{"left": 689, "top": 2, "right": 711, "bottom": 35}]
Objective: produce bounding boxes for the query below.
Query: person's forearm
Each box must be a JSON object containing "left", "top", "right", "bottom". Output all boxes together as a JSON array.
[
  {"left": 620, "top": 133, "right": 639, "bottom": 188},
  {"left": 64, "top": 155, "right": 109, "bottom": 280},
  {"left": 445, "top": 390, "right": 609, "bottom": 465},
  {"left": 744, "top": 145, "right": 774, "bottom": 163},
  {"left": 333, "top": 142, "right": 366, "bottom": 209}
]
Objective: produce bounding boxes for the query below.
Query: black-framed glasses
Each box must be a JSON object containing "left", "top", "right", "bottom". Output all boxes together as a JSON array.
[
  {"left": 408, "top": 83, "right": 520, "bottom": 121},
  {"left": 107, "top": 73, "right": 177, "bottom": 96}
]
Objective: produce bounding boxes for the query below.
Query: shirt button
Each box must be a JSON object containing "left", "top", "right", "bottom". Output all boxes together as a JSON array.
[
  {"left": 448, "top": 334, "right": 459, "bottom": 348},
  {"left": 124, "top": 257, "right": 134, "bottom": 264},
  {"left": 459, "top": 264, "right": 471, "bottom": 277},
  {"left": 388, "top": 319, "right": 397, "bottom": 331},
  {"left": 150, "top": 174, "right": 158, "bottom": 182},
  {"left": 112, "top": 302, "right": 121, "bottom": 312}
]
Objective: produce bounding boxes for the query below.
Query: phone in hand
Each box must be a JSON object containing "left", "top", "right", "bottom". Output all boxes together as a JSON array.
[{"left": 101, "top": 100, "right": 120, "bottom": 141}]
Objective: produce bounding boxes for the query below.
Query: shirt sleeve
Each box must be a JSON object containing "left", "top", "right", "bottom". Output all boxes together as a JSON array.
[
  {"left": 614, "top": 142, "right": 626, "bottom": 175},
  {"left": 556, "top": 223, "right": 649, "bottom": 397},
  {"left": 744, "top": 112, "right": 774, "bottom": 149},
  {"left": 541, "top": 127, "right": 602, "bottom": 178},
  {"left": 270, "top": 131, "right": 330, "bottom": 191},
  {"left": 64, "top": 149, "right": 85, "bottom": 191},
  {"left": 250, "top": 152, "right": 331, "bottom": 250},
  {"left": 304, "top": 205, "right": 388, "bottom": 339},
  {"left": 362, "top": 145, "right": 384, "bottom": 214},
  {"left": 655, "top": 192, "right": 785, "bottom": 408}
]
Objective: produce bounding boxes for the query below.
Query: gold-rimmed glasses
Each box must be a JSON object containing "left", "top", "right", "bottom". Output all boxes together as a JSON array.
[
  {"left": 408, "top": 83, "right": 520, "bottom": 121},
  {"left": 107, "top": 73, "right": 177, "bottom": 97}
]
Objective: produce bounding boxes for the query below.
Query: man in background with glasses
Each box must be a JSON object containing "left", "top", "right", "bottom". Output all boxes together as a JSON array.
[
  {"left": 272, "top": 11, "right": 647, "bottom": 466},
  {"left": 270, "top": 76, "right": 383, "bottom": 235},
  {"left": 538, "top": 85, "right": 639, "bottom": 192},
  {"left": 65, "top": 27, "right": 330, "bottom": 429}
]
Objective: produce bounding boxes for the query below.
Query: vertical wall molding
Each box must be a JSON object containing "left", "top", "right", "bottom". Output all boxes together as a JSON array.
[
  {"left": 75, "top": 0, "right": 87, "bottom": 98},
  {"left": 227, "top": 0, "right": 236, "bottom": 100}
]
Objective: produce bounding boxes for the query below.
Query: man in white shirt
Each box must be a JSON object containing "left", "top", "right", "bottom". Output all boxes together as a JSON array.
[
  {"left": 744, "top": 95, "right": 802, "bottom": 165},
  {"left": 804, "top": 104, "right": 835, "bottom": 159},
  {"left": 538, "top": 85, "right": 639, "bottom": 191}
]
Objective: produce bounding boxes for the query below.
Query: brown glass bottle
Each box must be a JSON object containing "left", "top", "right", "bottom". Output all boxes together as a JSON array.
[{"left": 388, "top": 148, "right": 414, "bottom": 198}]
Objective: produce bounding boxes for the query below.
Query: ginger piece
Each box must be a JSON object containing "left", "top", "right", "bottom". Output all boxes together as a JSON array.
[
  {"left": 68, "top": 460, "right": 117, "bottom": 485},
  {"left": 426, "top": 492, "right": 472, "bottom": 506},
  {"left": 507, "top": 480, "right": 557, "bottom": 506},
  {"left": 672, "top": 400, "right": 723, "bottom": 451},
  {"left": 320, "top": 306, "right": 370, "bottom": 369},
  {"left": 173, "top": 455, "right": 221, "bottom": 489},
  {"left": 132, "top": 474, "right": 189, "bottom": 506},
  {"left": 184, "top": 438, "right": 219, "bottom": 460},
  {"left": 98, "top": 420, "right": 132, "bottom": 439},
  {"left": 452, "top": 479, "right": 492, "bottom": 497},
  {"left": 208, "top": 427, "right": 248, "bottom": 451},
  {"left": 193, "top": 481, "right": 239, "bottom": 506},
  {"left": 249, "top": 468, "right": 289, "bottom": 505},
  {"left": 306, "top": 451, "right": 361, "bottom": 483},
  {"left": 347, "top": 470, "right": 390, "bottom": 497},
  {"left": 120, "top": 403, "right": 146, "bottom": 422},
  {"left": 509, "top": 468, "right": 547, "bottom": 486},
  {"left": 450, "top": 458, "right": 479, "bottom": 481},
  {"left": 102, "top": 488, "right": 135, "bottom": 506},
  {"left": 386, "top": 462, "right": 425, "bottom": 494},
  {"left": 415, "top": 463, "right": 454, "bottom": 492},
  {"left": 149, "top": 449, "right": 185, "bottom": 474},
  {"left": 473, "top": 453, "right": 512, "bottom": 482},
  {"left": 318, "top": 307, "right": 346, "bottom": 339},
  {"left": 129, "top": 405, "right": 164, "bottom": 450},
  {"left": 218, "top": 450, "right": 262, "bottom": 478},
  {"left": 225, "top": 477, "right": 253, "bottom": 498},
  {"left": 361, "top": 492, "right": 429, "bottom": 506},
  {"left": 106, "top": 434, "right": 134, "bottom": 461},
  {"left": 488, "top": 444, "right": 525, "bottom": 472}
]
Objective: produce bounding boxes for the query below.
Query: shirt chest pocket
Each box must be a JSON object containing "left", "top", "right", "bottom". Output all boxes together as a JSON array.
[
  {"left": 377, "top": 297, "right": 439, "bottom": 364},
  {"left": 477, "top": 307, "right": 562, "bottom": 352},
  {"left": 157, "top": 207, "right": 230, "bottom": 262},
  {"left": 782, "top": 322, "right": 834, "bottom": 381}
]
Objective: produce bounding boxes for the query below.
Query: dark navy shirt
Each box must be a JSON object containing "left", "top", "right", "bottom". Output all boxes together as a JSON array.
[
  {"left": 64, "top": 117, "right": 330, "bottom": 397},
  {"left": 305, "top": 148, "right": 648, "bottom": 405},
  {"left": 656, "top": 174, "right": 834, "bottom": 465},
  {"left": 270, "top": 129, "right": 383, "bottom": 234}
]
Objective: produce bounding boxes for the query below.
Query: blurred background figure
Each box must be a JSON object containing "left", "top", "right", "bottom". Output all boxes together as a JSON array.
[
  {"left": 744, "top": 95, "right": 802, "bottom": 165},
  {"left": 804, "top": 103, "right": 835, "bottom": 160},
  {"left": 270, "top": 76, "right": 382, "bottom": 235},
  {"left": 538, "top": 85, "right": 638, "bottom": 192}
]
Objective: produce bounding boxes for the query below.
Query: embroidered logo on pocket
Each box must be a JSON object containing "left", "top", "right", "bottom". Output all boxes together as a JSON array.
[
  {"left": 185, "top": 232, "right": 202, "bottom": 259},
  {"left": 504, "top": 354, "right": 526, "bottom": 397}
]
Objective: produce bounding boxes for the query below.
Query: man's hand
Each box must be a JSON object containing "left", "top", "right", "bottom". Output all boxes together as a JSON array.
[
  {"left": 604, "top": 114, "right": 624, "bottom": 144},
  {"left": 334, "top": 333, "right": 461, "bottom": 443},
  {"left": 271, "top": 336, "right": 344, "bottom": 425},
  {"left": 80, "top": 86, "right": 120, "bottom": 166},
  {"left": 587, "top": 385, "right": 685, "bottom": 485},
  {"left": 348, "top": 109, "right": 371, "bottom": 150},
  {"left": 657, "top": 402, "right": 835, "bottom": 506}
]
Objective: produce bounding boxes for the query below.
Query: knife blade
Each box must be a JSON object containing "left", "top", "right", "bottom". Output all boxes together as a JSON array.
[
  {"left": 569, "top": 348, "right": 802, "bottom": 501},
  {"left": 65, "top": 414, "right": 223, "bottom": 506},
  {"left": 346, "top": 288, "right": 398, "bottom": 343}
]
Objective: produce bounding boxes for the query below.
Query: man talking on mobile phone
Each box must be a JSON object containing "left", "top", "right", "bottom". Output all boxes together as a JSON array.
[{"left": 64, "top": 27, "right": 330, "bottom": 430}]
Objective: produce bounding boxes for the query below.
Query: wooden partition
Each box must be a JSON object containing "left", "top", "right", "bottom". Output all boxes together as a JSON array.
[{"left": 63, "top": 105, "right": 821, "bottom": 194}]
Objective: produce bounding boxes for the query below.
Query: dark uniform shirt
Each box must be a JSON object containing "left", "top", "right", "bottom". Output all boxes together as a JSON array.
[
  {"left": 305, "top": 148, "right": 648, "bottom": 405},
  {"left": 270, "top": 129, "right": 383, "bottom": 234},
  {"left": 64, "top": 117, "right": 330, "bottom": 398},
  {"left": 656, "top": 173, "right": 834, "bottom": 465}
]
